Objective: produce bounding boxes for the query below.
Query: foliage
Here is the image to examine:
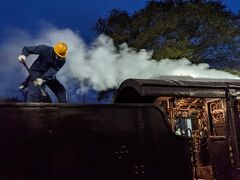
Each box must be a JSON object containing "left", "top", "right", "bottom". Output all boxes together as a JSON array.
[{"left": 94, "top": 0, "right": 240, "bottom": 69}]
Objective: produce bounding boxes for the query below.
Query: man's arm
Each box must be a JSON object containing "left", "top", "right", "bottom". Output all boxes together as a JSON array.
[{"left": 21, "top": 45, "right": 46, "bottom": 57}]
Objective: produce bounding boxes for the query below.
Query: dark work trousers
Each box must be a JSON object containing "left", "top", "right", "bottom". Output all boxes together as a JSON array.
[
  {"left": 45, "top": 79, "right": 67, "bottom": 103},
  {"left": 25, "top": 78, "right": 67, "bottom": 103}
]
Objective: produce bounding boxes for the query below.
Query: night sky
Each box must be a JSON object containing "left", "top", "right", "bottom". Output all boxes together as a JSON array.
[
  {"left": 0, "top": 0, "right": 146, "bottom": 43},
  {"left": 0, "top": 0, "right": 239, "bottom": 43}
]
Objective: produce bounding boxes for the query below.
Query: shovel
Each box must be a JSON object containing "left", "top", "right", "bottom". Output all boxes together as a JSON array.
[{"left": 21, "top": 60, "right": 47, "bottom": 97}]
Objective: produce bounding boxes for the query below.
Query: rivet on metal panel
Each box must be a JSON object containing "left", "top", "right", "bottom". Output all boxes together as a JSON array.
[
  {"left": 135, "top": 165, "right": 138, "bottom": 168},
  {"left": 48, "top": 130, "right": 53, "bottom": 133},
  {"left": 114, "top": 146, "right": 129, "bottom": 160},
  {"left": 135, "top": 171, "right": 139, "bottom": 175},
  {"left": 141, "top": 171, "right": 145, "bottom": 174}
]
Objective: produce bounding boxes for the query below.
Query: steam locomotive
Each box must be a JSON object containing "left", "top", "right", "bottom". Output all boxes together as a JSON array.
[{"left": 1, "top": 77, "right": 240, "bottom": 180}]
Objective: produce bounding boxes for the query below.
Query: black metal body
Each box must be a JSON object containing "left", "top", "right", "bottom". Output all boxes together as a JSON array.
[
  {"left": 3, "top": 77, "right": 240, "bottom": 179},
  {"left": 114, "top": 78, "right": 240, "bottom": 103},
  {"left": 0, "top": 103, "right": 192, "bottom": 180}
]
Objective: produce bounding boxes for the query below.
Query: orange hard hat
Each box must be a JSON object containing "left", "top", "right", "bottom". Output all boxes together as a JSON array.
[{"left": 54, "top": 42, "right": 68, "bottom": 58}]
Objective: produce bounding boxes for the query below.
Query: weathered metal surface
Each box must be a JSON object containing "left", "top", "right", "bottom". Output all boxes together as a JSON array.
[
  {"left": 208, "top": 137, "right": 234, "bottom": 180},
  {"left": 114, "top": 78, "right": 240, "bottom": 103},
  {"left": 0, "top": 103, "right": 192, "bottom": 180}
]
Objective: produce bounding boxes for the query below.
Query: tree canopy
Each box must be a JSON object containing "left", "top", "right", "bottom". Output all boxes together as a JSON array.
[{"left": 94, "top": 0, "right": 240, "bottom": 69}]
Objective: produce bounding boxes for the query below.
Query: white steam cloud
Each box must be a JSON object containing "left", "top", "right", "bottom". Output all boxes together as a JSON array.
[{"left": 1, "top": 25, "right": 239, "bottom": 100}]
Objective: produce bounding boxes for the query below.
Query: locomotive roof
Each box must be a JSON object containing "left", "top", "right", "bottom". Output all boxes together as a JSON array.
[{"left": 114, "top": 77, "right": 240, "bottom": 103}]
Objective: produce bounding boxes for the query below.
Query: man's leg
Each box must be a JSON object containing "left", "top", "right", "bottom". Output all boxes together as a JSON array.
[{"left": 46, "top": 79, "right": 67, "bottom": 103}]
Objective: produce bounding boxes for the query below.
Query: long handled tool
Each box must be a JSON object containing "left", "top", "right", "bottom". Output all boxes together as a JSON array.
[{"left": 21, "top": 60, "right": 47, "bottom": 97}]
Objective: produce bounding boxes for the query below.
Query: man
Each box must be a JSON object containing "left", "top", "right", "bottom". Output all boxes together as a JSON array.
[{"left": 18, "top": 42, "right": 68, "bottom": 103}]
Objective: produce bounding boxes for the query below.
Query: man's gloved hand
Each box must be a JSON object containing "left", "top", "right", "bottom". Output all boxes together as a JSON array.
[
  {"left": 33, "top": 78, "right": 45, "bottom": 86},
  {"left": 18, "top": 55, "right": 26, "bottom": 62}
]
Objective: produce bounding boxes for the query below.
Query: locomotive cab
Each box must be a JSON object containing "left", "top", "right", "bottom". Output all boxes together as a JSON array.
[{"left": 115, "top": 78, "right": 240, "bottom": 180}]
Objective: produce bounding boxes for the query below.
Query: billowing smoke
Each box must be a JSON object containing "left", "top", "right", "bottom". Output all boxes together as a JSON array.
[{"left": 0, "top": 25, "right": 239, "bottom": 101}]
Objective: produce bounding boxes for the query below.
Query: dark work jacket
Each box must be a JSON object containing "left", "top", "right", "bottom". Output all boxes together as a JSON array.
[{"left": 21, "top": 45, "right": 66, "bottom": 81}]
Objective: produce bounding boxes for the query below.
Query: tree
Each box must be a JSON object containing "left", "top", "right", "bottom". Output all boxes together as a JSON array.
[{"left": 94, "top": 0, "right": 240, "bottom": 69}]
